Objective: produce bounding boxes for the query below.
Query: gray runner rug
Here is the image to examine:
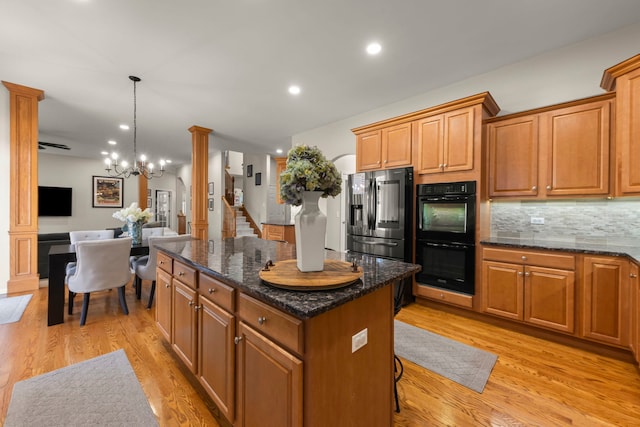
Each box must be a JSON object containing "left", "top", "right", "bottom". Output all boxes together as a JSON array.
[
  {"left": 0, "top": 294, "right": 32, "bottom": 325},
  {"left": 4, "top": 349, "right": 159, "bottom": 426},
  {"left": 394, "top": 320, "right": 497, "bottom": 393}
]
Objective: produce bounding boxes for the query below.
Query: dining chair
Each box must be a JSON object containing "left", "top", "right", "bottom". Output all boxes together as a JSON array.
[
  {"left": 131, "top": 235, "right": 192, "bottom": 308},
  {"left": 66, "top": 229, "right": 115, "bottom": 314},
  {"left": 65, "top": 237, "right": 133, "bottom": 326}
]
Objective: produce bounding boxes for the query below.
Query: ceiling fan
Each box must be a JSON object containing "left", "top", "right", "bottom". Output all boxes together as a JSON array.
[{"left": 38, "top": 141, "right": 70, "bottom": 151}]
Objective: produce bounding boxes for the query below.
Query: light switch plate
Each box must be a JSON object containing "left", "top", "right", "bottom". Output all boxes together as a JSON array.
[{"left": 352, "top": 328, "right": 368, "bottom": 353}]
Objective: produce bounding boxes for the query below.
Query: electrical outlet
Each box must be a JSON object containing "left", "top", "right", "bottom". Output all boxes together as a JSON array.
[
  {"left": 530, "top": 217, "right": 545, "bottom": 225},
  {"left": 352, "top": 328, "right": 368, "bottom": 353}
]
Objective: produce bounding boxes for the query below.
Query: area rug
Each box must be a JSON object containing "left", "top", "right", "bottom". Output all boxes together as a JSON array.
[
  {"left": 0, "top": 294, "right": 32, "bottom": 325},
  {"left": 4, "top": 349, "right": 158, "bottom": 426},
  {"left": 394, "top": 320, "right": 497, "bottom": 393}
]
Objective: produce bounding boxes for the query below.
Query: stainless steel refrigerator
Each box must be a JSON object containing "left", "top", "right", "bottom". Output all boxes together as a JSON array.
[{"left": 346, "top": 166, "right": 414, "bottom": 305}]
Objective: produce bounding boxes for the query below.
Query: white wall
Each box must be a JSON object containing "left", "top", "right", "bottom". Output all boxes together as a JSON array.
[
  {"left": 208, "top": 148, "right": 223, "bottom": 240},
  {"left": 38, "top": 153, "right": 178, "bottom": 233},
  {"left": 292, "top": 22, "right": 640, "bottom": 249},
  {"left": 0, "top": 86, "right": 10, "bottom": 294},
  {"left": 176, "top": 164, "right": 192, "bottom": 233},
  {"left": 243, "top": 153, "right": 269, "bottom": 229}
]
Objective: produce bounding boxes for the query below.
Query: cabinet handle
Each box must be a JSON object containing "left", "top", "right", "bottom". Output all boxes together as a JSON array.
[
  {"left": 531, "top": 186, "right": 537, "bottom": 191},
  {"left": 521, "top": 255, "right": 527, "bottom": 261},
  {"left": 546, "top": 185, "right": 552, "bottom": 190},
  {"left": 258, "top": 316, "right": 267, "bottom": 325},
  {"left": 234, "top": 336, "right": 243, "bottom": 345},
  {"left": 208, "top": 288, "right": 216, "bottom": 294}
]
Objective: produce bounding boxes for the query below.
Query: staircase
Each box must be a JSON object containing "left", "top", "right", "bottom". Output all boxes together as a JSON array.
[{"left": 234, "top": 207, "right": 257, "bottom": 238}]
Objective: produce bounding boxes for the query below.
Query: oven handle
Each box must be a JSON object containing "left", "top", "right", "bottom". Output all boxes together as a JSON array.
[
  {"left": 353, "top": 239, "right": 398, "bottom": 247},
  {"left": 422, "top": 241, "right": 473, "bottom": 250}
]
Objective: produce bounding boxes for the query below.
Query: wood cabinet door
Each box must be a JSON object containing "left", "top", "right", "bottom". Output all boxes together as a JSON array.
[
  {"left": 443, "top": 106, "right": 474, "bottom": 172},
  {"left": 236, "top": 321, "right": 303, "bottom": 427},
  {"left": 616, "top": 67, "right": 640, "bottom": 195},
  {"left": 275, "top": 157, "right": 287, "bottom": 204},
  {"left": 198, "top": 296, "right": 235, "bottom": 422},
  {"left": 356, "top": 130, "right": 382, "bottom": 171},
  {"left": 482, "top": 261, "right": 523, "bottom": 320},
  {"left": 524, "top": 266, "right": 575, "bottom": 333},
  {"left": 416, "top": 115, "right": 444, "bottom": 174},
  {"left": 630, "top": 263, "right": 640, "bottom": 363},
  {"left": 541, "top": 99, "right": 611, "bottom": 196},
  {"left": 156, "top": 268, "right": 173, "bottom": 342},
  {"left": 487, "top": 115, "right": 539, "bottom": 197},
  {"left": 172, "top": 279, "right": 198, "bottom": 373},
  {"left": 582, "top": 256, "right": 629, "bottom": 347},
  {"left": 381, "top": 122, "right": 412, "bottom": 168}
]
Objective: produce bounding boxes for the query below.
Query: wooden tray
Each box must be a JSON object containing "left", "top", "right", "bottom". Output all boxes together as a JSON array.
[{"left": 259, "top": 259, "right": 363, "bottom": 291}]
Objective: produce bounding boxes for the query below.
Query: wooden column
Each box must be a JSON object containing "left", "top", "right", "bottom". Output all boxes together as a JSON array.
[
  {"left": 189, "top": 125, "right": 212, "bottom": 240},
  {"left": 2, "top": 81, "right": 45, "bottom": 293},
  {"left": 138, "top": 172, "right": 149, "bottom": 210}
]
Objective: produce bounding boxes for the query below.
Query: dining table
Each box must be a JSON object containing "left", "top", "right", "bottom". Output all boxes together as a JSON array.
[{"left": 47, "top": 242, "right": 149, "bottom": 326}]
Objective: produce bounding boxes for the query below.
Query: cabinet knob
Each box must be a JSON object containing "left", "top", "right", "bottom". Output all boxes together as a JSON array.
[
  {"left": 525, "top": 272, "right": 530, "bottom": 277},
  {"left": 234, "top": 336, "right": 243, "bottom": 345},
  {"left": 178, "top": 271, "right": 185, "bottom": 276},
  {"left": 631, "top": 273, "right": 638, "bottom": 278},
  {"left": 440, "top": 293, "right": 445, "bottom": 299},
  {"left": 159, "top": 261, "right": 164, "bottom": 265},
  {"left": 208, "top": 288, "right": 216, "bottom": 294},
  {"left": 194, "top": 305, "right": 201, "bottom": 312},
  {"left": 442, "top": 164, "right": 447, "bottom": 168},
  {"left": 438, "top": 164, "right": 443, "bottom": 168},
  {"left": 518, "top": 271, "right": 523, "bottom": 276},
  {"left": 531, "top": 186, "right": 537, "bottom": 191},
  {"left": 165, "top": 283, "right": 170, "bottom": 288},
  {"left": 546, "top": 185, "right": 552, "bottom": 190},
  {"left": 384, "top": 160, "right": 388, "bottom": 163},
  {"left": 258, "top": 316, "right": 267, "bottom": 325},
  {"left": 188, "top": 301, "right": 194, "bottom": 307},
  {"left": 521, "top": 255, "right": 527, "bottom": 261}
]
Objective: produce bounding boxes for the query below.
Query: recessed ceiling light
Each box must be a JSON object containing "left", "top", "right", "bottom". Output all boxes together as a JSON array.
[
  {"left": 276, "top": 149, "right": 283, "bottom": 154},
  {"left": 166, "top": 159, "right": 172, "bottom": 164},
  {"left": 288, "top": 85, "right": 301, "bottom": 95},
  {"left": 100, "top": 151, "right": 109, "bottom": 156},
  {"left": 108, "top": 140, "right": 117, "bottom": 145},
  {"left": 366, "top": 42, "right": 382, "bottom": 55},
  {"left": 119, "top": 124, "right": 129, "bottom": 130}
]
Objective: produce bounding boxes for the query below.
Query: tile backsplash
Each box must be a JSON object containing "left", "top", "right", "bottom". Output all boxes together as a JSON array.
[{"left": 490, "top": 199, "right": 640, "bottom": 246}]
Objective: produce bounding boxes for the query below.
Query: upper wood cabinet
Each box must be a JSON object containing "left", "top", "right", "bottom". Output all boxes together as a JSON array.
[
  {"left": 353, "top": 92, "right": 499, "bottom": 174},
  {"left": 486, "top": 94, "right": 613, "bottom": 198},
  {"left": 275, "top": 157, "right": 287, "bottom": 204},
  {"left": 355, "top": 122, "right": 412, "bottom": 171},
  {"left": 416, "top": 106, "right": 475, "bottom": 175},
  {"left": 602, "top": 54, "right": 640, "bottom": 196}
]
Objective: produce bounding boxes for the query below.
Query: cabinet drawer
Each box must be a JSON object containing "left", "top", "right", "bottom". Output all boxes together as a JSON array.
[
  {"left": 174, "top": 260, "right": 197, "bottom": 289},
  {"left": 483, "top": 247, "right": 575, "bottom": 270},
  {"left": 416, "top": 285, "right": 473, "bottom": 308},
  {"left": 199, "top": 273, "right": 235, "bottom": 312},
  {"left": 238, "top": 293, "right": 303, "bottom": 355},
  {"left": 157, "top": 251, "right": 173, "bottom": 274},
  {"left": 266, "top": 226, "right": 284, "bottom": 241}
]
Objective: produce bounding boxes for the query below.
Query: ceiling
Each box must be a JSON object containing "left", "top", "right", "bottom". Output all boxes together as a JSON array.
[{"left": 2, "top": 0, "right": 640, "bottom": 168}]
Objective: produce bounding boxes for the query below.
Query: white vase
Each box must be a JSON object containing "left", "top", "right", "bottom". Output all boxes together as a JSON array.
[{"left": 294, "top": 191, "right": 326, "bottom": 272}]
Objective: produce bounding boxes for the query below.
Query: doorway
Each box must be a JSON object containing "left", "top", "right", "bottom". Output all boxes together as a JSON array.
[{"left": 155, "top": 190, "right": 172, "bottom": 228}]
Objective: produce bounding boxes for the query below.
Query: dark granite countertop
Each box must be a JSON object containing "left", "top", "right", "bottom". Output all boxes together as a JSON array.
[
  {"left": 156, "top": 237, "right": 420, "bottom": 320},
  {"left": 481, "top": 236, "right": 640, "bottom": 264},
  {"left": 261, "top": 222, "right": 295, "bottom": 226}
]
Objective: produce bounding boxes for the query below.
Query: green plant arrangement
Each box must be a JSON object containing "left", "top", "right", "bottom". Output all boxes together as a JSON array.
[{"left": 279, "top": 145, "right": 342, "bottom": 206}]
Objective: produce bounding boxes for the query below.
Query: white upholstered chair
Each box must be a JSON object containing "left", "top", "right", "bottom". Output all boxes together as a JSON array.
[
  {"left": 142, "top": 227, "right": 165, "bottom": 239},
  {"left": 66, "top": 237, "right": 133, "bottom": 326},
  {"left": 66, "top": 229, "right": 115, "bottom": 314},
  {"left": 131, "top": 235, "right": 192, "bottom": 308}
]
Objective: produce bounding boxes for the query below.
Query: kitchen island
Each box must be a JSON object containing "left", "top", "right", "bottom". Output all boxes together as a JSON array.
[{"left": 155, "top": 237, "right": 420, "bottom": 427}]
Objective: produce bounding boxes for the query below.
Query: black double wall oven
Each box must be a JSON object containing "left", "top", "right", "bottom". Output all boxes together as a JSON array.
[{"left": 415, "top": 181, "right": 476, "bottom": 295}]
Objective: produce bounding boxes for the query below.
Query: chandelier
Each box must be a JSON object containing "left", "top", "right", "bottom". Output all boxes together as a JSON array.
[{"left": 104, "top": 75, "right": 165, "bottom": 179}]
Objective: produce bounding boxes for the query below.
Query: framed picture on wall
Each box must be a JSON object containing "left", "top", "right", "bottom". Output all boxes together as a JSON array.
[
  {"left": 255, "top": 172, "right": 262, "bottom": 186},
  {"left": 92, "top": 176, "right": 123, "bottom": 208},
  {"left": 147, "top": 197, "right": 152, "bottom": 207},
  {"left": 247, "top": 164, "right": 253, "bottom": 177},
  {"left": 147, "top": 188, "right": 151, "bottom": 197}
]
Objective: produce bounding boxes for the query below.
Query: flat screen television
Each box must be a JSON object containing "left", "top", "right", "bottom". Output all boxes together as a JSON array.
[{"left": 38, "top": 186, "right": 72, "bottom": 217}]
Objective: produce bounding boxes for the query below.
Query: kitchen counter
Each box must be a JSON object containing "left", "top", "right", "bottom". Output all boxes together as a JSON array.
[
  {"left": 157, "top": 236, "right": 420, "bottom": 319},
  {"left": 481, "top": 236, "right": 640, "bottom": 264}
]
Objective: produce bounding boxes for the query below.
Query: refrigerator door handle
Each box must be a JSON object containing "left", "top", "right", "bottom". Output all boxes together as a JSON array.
[
  {"left": 367, "top": 178, "right": 375, "bottom": 230},
  {"left": 353, "top": 239, "right": 399, "bottom": 247}
]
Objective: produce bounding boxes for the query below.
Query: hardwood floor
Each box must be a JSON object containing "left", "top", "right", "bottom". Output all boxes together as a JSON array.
[{"left": 1, "top": 285, "right": 639, "bottom": 426}]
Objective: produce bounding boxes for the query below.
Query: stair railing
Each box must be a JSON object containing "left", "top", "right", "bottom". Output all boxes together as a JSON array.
[{"left": 221, "top": 196, "right": 236, "bottom": 239}]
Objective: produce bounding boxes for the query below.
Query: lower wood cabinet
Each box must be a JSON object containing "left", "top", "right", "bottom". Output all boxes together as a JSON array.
[
  {"left": 581, "top": 256, "right": 630, "bottom": 347},
  {"left": 155, "top": 268, "right": 173, "bottom": 341},
  {"left": 236, "top": 321, "right": 303, "bottom": 427},
  {"left": 172, "top": 279, "right": 198, "bottom": 372},
  {"left": 262, "top": 224, "right": 295, "bottom": 244},
  {"left": 630, "top": 262, "right": 640, "bottom": 363},
  {"left": 482, "top": 247, "right": 576, "bottom": 334}
]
